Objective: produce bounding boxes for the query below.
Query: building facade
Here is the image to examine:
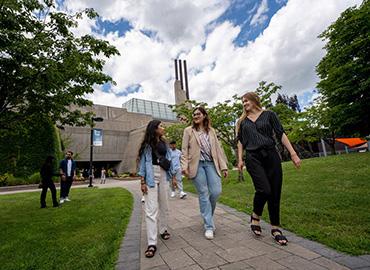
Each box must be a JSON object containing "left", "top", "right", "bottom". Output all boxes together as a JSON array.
[{"left": 61, "top": 99, "right": 178, "bottom": 175}]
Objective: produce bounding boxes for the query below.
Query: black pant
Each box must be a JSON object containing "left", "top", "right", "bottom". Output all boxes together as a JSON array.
[
  {"left": 40, "top": 181, "right": 58, "bottom": 207},
  {"left": 245, "top": 148, "right": 282, "bottom": 226},
  {"left": 60, "top": 176, "right": 73, "bottom": 198}
]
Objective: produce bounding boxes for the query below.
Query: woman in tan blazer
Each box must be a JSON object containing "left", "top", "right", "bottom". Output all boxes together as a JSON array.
[{"left": 181, "top": 107, "right": 228, "bottom": 240}]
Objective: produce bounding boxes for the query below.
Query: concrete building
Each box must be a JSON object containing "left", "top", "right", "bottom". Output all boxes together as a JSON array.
[
  {"left": 61, "top": 100, "right": 178, "bottom": 175},
  {"left": 61, "top": 59, "right": 189, "bottom": 176}
]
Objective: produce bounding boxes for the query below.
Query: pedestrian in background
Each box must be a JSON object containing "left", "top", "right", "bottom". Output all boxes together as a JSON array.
[
  {"left": 169, "top": 140, "right": 187, "bottom": 199},
  {"left": 100, "top": 167, "right": 106, "bottom": 184},
  {"left": 59, "top": 150, "right": 76, "bottom": 204},
  {"left": 40, "top": 156, "right": 59, "bottom": 208}
]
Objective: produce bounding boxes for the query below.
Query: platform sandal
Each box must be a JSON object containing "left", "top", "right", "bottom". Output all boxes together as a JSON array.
[
  {"left": 271, "top": 228, "right": 288, "bottom": 246},
  {"left": 160, "top": 230, "right": 171, "bottom": 240},
  {"left": 145, "top": 245, "right": 157, "bottom": 258},
  {"left": 250, "top": 215, "right": 262, "bottom": 236}
]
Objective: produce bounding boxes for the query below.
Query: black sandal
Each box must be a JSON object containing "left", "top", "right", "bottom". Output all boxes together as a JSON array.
[
  {"left": 250, "top": 215, "right": 262, "bottom": 236},
  {"left": 160, "top": 230, "right": 171, "bottom": 240},
  {"left": 145, "top": 245, "right": 157, "bottom": 258},
  {"left": 271, "top": 229, "right": 288, "bottom": 246}
]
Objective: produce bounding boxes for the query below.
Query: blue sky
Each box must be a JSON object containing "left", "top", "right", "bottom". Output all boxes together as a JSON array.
[{"left": 60, "top": 0, "right": 361, "bottom": 108}]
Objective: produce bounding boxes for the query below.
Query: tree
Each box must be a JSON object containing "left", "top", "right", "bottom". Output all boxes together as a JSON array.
[
  {"left": 276, "top": 93, "right": 289, "bottom": 106},
  {"left": 0, "top": 0, "right": 120, "bottom": 130},
  {"left": 302, "top": 97, "right": 338, "bottom": 155},
  {"left": 289, "top": 95, "right": 300, "bottom": 112},
  {"left": 276, "top": 93, "right": 300, "bottom": 112},
  {"left": 316, "top": 0, "right": 370, "bottom": 136},
  {"left": 255, "top": 81, "right": 281, "bottom": 108}
]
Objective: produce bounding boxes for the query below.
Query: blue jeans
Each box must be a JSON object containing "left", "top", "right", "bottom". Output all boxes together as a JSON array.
[{"left": 192, "top": 160, "right": 222, "bottom": 230}]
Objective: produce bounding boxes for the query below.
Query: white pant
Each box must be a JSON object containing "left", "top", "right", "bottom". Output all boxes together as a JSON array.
[{"left": 144, "top": 165, "right": 169, "bottom": 246}]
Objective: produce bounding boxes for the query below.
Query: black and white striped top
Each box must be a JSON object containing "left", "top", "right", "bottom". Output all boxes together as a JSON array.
[
  {"left": 237, "top": 110, "right": 285, "bottom": 151},
  {"left": 197, "top": 131, "right": 213, "bottom": 161}
]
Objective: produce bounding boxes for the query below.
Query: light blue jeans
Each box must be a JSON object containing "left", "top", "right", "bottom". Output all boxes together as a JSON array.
[{"left": 192, "top": 160, "right": 222, "bottom": 230}]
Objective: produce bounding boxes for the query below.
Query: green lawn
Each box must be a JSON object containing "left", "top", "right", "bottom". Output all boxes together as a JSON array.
[
  {"left": 183, "top": 152, "right": 370, "bottom": 255},
  {"left": 0, "top": 188, "right": 133, "bottom": 270}
]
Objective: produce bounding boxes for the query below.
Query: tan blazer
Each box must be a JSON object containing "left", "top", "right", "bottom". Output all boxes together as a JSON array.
[{"left": 181, "top": 126, "right": 228, "bottom": 179}]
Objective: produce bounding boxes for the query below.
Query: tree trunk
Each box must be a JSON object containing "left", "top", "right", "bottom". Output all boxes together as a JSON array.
[{"left": 330, "top": 131, "right": 336, "bottom": 155}]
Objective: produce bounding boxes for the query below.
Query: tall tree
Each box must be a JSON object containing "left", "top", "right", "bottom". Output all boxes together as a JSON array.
[
  {"left": 0, "top": 0, "right": 120, "bottom": 130},
  {"left": 289, "top": 95, "right": 300, "bottom": 112},
  {"left": 316, "top": 0, "right": 370, "bottom": 136},
  {"left": 255, "top": 81, "right": 281, "bottom": 108}
]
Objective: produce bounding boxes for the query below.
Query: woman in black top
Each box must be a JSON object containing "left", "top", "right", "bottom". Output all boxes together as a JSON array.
[
  {"left": 237, "top": 92, "right": 301, "bottom": 245},
  {"left": 40, "top": 156, "right": 60, "bottom": 208}
]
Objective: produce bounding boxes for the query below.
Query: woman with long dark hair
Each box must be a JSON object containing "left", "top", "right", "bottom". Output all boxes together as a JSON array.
[
  {"left": 138, "top": 120, "right": 176, "bottom": 258},
  {"left": 181, "top": 107, "right": 228, "bottom": 240},
  {"left": 236, "top": 92, "right": 301, "bottom": 245},
  {"left": 40, "top": 155, "right": 59, "bottom": 208}
]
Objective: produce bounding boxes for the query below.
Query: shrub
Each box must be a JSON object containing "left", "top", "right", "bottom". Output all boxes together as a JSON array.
[
  {"left": 0, "top": 116, "right": 62, "bottom": 177},
  {"left": 0, "top": 174, "right": 9, "bottom": 186},
  {"left": 0, "top": 173, "right": 26, "bottom": 186},
  {"left": 28, "top": 172, "right": 41, "bottom": 184}
]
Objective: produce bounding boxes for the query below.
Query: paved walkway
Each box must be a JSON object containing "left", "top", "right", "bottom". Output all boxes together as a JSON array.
[{"left": 1, "top": 179, "right": 369, "bottom": 270}]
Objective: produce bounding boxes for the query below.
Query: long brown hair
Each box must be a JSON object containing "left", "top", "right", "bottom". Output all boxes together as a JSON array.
[
  {"left": 236, "top": 92, "right": 263, "bottom": 134},
  {"left": 192, "top": 107, "right": 211, "bottom": 133}
]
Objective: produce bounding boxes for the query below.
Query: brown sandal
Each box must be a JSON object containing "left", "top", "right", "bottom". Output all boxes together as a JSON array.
[{"left": 145, "top": 245, "right": 157, "bottom": 258}]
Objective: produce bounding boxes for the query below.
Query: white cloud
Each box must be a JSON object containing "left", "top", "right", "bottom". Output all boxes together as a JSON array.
[
  {"left": 61, "top": 0, "right": 362, "bottom": 108},
  {"left": 63, "top": 0, "right": 230, "bottom": 49},
  {"left": 182, "top": 0, "right": 362, "bottom": 105},
  {"left": 250, "top": 0, "right": 269, "bottom": 26}
]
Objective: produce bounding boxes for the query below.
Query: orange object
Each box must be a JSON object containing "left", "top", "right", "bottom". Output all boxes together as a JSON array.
[{"left": 335, "top": 138, "right": 367, "bottom": 148}]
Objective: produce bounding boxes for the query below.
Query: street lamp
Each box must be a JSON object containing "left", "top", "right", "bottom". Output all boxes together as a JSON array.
[{"left": 89, "top": 116, "right": 104, "bottom": 187}]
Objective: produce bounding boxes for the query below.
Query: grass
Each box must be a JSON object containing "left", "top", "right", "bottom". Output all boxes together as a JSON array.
[
  {"left": 183, "top": 152, "right": 370, "bottom": 255},
  {"left": 0, "top": 188, "right": 133, "bottom": 270}
]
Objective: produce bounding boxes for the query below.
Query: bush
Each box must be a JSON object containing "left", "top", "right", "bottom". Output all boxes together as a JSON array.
[
  {"left": 0, "top": 116, "right": 62, "bottom": 177},
  {"left": 28, "top": 172, "right": 41, "bottom": 184},
  {"left": 0, "top": 173, "right": 26, "bottom": 186},
  {"left": 0, "top": 173, "right": 9, "bottom": 186}
]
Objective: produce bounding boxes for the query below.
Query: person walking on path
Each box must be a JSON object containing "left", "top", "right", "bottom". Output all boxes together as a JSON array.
[
  {"left": 181, "top": 107, "right": 228, "bottom": 240},
  {"left": 169, "top": 140, "right": 187, "bottom": 199},
  {"left": 236, "top": 92, "right": 301, "bottom": 245},
  {"left": 40, "top": 156, "right": 60, "bottom": 208},
  {"left": 59, "top": 150, "right": 76, "bottom": 204},
  {"left": 138, "top": 120, "right": 176, "bottom": 258},
  {"left": 100, "top": 167, "right": 106, "bottom": 184}
]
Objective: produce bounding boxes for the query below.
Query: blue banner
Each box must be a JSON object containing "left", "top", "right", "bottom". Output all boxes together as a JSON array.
[{"left": 93, "top": 129, "right": 103, "bottom": 146}]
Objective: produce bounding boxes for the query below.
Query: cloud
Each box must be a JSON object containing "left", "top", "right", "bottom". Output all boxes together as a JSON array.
[
  {"left": 61, "top": 0, "right": 362, "bottom": 108},
  {"left": 250, "top": 0, "right": 269, "bottom": 26},
  {"left": 63, "top": 0, "right": 230, "bottom": 49},
  {"left": 181, "top": 0, "right": 362, "bottom": 105}
]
